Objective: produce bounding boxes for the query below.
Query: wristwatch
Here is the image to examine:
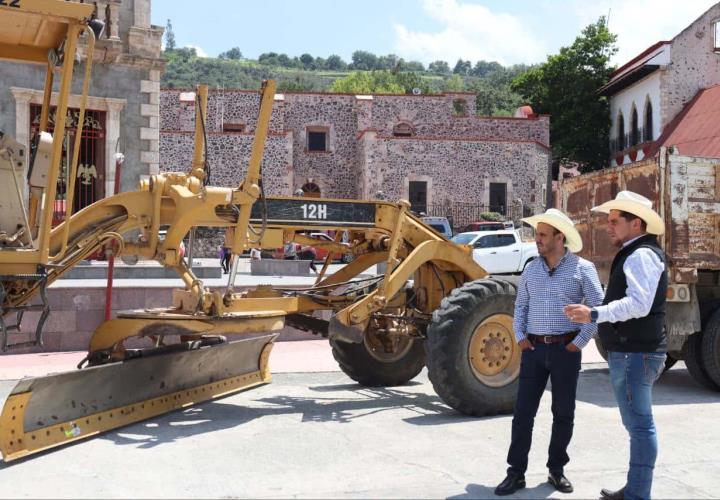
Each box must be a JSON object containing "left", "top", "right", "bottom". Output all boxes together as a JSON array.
[{"left": 590, "top": 308, "right": 599, "bottom": 323}]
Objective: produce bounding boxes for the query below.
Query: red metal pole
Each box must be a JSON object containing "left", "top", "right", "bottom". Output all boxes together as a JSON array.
[{"left": 104, "top": 153, "right": 124, "bottom": 321}]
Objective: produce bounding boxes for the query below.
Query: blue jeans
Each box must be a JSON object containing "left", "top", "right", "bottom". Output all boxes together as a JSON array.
[{"left": 608, "top": 351, "right": 666, "bottom": 500}]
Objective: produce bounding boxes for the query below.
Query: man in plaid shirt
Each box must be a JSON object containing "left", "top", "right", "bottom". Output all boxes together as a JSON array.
[{"left": 495, "top": 209, "right": 604, "bottom": 496}]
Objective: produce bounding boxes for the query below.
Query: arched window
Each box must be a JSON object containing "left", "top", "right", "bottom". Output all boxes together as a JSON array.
[
  {"left": 392, "top": 122, "right": 414, "bottom": 137},
  {"left": 644, "top": 98, "right": 654, "bottom": 142},
  {"left": 616, "top": 112, "right": 625, "bottom": 151},
  {"left": 301, "top": 182, "right": 321, "bottom": 198},
  {"left": 630, "top": 106, "right": 639, "bottom": 147}
]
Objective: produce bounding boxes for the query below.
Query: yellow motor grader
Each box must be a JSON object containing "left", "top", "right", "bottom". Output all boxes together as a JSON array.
[{"left": 0, "top": 0, "right": 521, "bottom": 462}]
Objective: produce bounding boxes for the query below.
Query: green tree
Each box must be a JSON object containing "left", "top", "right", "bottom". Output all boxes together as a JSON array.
[
  {"left": 326, "top": 54, "right": 347, "bottom": 71},
  {"left": 258, "top": 52, "right": 278, "bottom": 65},
  {"left": 218, "top": 47, "right": 242, "bottom": 60},
  {"left": 511, "top": 17, "right": 617, "bottom": 170},
  {"left": 471, "top": 60, "right": 502, "bottom": 77},
  {"left": 350, "top": 50, "right": 378, "bottom": 70},
  {"left": 453, "top": 59, "right": 472, "bottom": 75},
  {"left": 164, "top": 19, "right": 176, "bottom": 50},
  {"left": 299, "top": 53, "right": 315, "bottom": 69},
  {"left": 330, "top": 71, "right": 428, "bottom": 94},
  {"left": 403, "top": 60, "right": 425, "bottom": 72},
  {"left": 428, "top": 60, "right": 451, "bottom": 74},
  {"left": 443, "top": 74, "right": 465, "bottom": 92}
]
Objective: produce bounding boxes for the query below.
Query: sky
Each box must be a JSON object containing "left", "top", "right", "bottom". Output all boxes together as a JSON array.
[{"left": 152, "top": 0, "right": 718, "bottom": 67}]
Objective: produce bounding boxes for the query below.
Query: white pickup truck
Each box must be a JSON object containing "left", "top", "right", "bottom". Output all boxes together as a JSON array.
[{"left": 451, "top": 229, "right": 538, "bottom": 274}]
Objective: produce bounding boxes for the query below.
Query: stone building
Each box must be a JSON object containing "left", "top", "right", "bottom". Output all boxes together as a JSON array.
[
  {"left": 160, "top": 89, "right": 550, "bottom": 226},
  {"left": 600, "top": 2, "right": 720, "bottom": 166},
  {"left": 0, "top": 0, "right": 164, "bottom": 215}
]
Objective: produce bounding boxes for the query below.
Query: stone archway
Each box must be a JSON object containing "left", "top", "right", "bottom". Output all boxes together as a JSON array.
[{"left": 301, "top": 181, "right": 321, "bottom": 198}]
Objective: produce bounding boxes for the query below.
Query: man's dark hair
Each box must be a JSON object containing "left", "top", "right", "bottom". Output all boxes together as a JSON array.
[
  {"left": 551, "top": 227, "right": 567, "bottom": 244},
  {"left": 618, "top": 210, "right": 647, "bottom": 231}
]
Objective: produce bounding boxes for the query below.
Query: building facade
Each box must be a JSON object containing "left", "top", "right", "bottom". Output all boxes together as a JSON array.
[
  {"left": 601, "top": 2, "right": 720, "bottom": 166},
  {"left": 0, "top": 0, "right": 164, "bottom": 216},
  {"left": 160, "top": 89, "right": 550, "bottom": 225}
]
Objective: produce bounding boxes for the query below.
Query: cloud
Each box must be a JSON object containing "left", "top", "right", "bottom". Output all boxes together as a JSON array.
[
  {"left": 393, "top": 0, "right": 546, "bottom": 66},
  {"left": 571, "top": 0, "right": 718, "bottom": 64},
  {"left": 184, "top": 44, "right": 208, "bottom": 57}
]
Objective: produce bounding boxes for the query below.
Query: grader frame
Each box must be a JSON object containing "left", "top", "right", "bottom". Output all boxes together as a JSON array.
[{"left": 0, "top": 0, "right": 521, "bottom": 462}]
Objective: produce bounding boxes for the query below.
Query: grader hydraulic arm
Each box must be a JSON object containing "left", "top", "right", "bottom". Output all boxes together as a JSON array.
[{"left": 1, "top": 1, "right": 522, "bottom": 462}]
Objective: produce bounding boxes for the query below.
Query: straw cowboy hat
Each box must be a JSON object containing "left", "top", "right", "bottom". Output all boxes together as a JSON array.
[
  {"left": 591, "top": 190, "right": 665, "bottom": 235},
  {"left": 521, "top": 208, "right": 583, "bottom": 253}
]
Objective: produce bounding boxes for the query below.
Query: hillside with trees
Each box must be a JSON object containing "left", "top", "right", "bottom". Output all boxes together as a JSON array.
[{"left": 161, "top": 21, "right": 529, "bottom": 116}]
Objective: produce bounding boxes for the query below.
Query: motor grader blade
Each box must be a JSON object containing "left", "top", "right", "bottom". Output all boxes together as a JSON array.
[{"left": 0, "top": 334, "right": 275, "bottom": 462}]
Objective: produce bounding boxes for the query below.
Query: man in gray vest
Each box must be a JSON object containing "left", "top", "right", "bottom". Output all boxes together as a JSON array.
[{"left": 565, "top": 191, "right": 667, "bottom": 500}]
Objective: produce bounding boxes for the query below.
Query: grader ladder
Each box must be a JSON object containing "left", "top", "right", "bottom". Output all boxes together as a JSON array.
[{"left": 0, "top": 0, "right": 521, "bottom": 462}]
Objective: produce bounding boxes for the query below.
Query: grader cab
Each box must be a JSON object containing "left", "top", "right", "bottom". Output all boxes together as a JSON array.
[{"left": 0, "top": 0, "right": 521, "bottom": 462}]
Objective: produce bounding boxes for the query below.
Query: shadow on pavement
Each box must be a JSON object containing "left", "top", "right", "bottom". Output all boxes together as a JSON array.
[
  {"left": 576, "top": 365, "right": 720, "bottom": 408},
  {"left": 449, "top": 481, "right": 560, "bottom": 499},
  {"left": 93, "top": 381, "right": 505, "bottom": 451}
]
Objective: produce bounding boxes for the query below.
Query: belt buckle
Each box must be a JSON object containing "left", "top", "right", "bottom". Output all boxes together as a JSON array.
[{"left": 542, "top": 335, "right": 553, "bottom": 344}]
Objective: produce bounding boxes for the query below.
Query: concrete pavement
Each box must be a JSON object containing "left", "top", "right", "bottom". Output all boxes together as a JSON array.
[{"left": 1, "top": 344, "right": 719, "bottom": 498}]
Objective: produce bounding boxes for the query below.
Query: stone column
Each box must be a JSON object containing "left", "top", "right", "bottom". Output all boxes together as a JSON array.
[
  {"left": 139, "top": 70, "right": 161, "bottom": 176},
  {"left": 105, "top": 100, "right": 125, "bottom": 195},
  {"left": 133, "top": 0, "right": 150, "bottom": 28},
  {"left": 10, "top": 88, "right": 34, "bottom": 147},
  {"left": 109, "top": 1, "right": 121, "bottom": 40}
]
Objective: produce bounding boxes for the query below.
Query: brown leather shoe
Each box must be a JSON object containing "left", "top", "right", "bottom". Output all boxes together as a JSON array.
[
  {"left": 494, "top": 473, "right": 526, "bottom": 496},
  {"left": 600, "top": 486, "right": 625, "bottom": 499},
  {"left": 548, "top": 472, "right": 573, "bottom": 493}
]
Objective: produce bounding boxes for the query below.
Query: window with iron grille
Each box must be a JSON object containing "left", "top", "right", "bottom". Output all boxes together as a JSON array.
[{"left": 30, "top": 104, "right": 106, "bottom": 226}]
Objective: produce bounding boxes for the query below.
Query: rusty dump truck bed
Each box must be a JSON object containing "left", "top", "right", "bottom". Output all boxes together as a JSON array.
[{"left": 561, "top": 152, "right": 720, "bottom": 284}]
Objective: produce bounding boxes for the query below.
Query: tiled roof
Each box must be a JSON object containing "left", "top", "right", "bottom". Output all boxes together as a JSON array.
[{"left": 646, "top": 85, "right": 720, "bottom": 158}]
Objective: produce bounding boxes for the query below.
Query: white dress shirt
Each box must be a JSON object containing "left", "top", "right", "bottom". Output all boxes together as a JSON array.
[{"left": 596, "top": 235, "right": 665, "bottom": 324}]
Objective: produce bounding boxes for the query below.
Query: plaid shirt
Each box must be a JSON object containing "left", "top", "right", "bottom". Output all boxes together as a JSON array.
[{"left": 513, "top": 251, "right": 604, "bottom": 349}]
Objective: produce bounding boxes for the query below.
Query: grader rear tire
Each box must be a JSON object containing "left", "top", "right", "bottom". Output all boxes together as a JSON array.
[
  {"left": 330, "top": 335, "right": 425, "bottom": 387},
  {"left": 425, "top": 278, "right": 519, "bottom": 416}
]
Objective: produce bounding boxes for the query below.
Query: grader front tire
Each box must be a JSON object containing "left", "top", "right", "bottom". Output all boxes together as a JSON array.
[{"left": 426, "top": 278, "right": 519, "bottom": 416}]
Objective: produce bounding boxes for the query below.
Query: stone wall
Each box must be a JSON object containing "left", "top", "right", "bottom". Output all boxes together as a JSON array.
[
  {"left": 360, "top": 133, "right": 548, "bottom": 209},
  {"left": 159, "top": 88, "right": 550, "bottom": 207},
  {"left": 161, "top": 89, "right": 285, "bottom": 134},
  {"left": 159, "top": 131, "right": 293, "bottom": 193},
  {"left": 661, "top": 3, "right": 720, "bottom": 127},
  {"left": 368, "top": 94, "right": 549, "bottom": 145},
  {"left": 282, "top": 93, "right": 361, "bottom": 199}
]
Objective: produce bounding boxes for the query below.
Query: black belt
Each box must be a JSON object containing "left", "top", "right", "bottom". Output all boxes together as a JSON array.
[{"left": 527, "top": 331, "right": 579, "bottom": 344}]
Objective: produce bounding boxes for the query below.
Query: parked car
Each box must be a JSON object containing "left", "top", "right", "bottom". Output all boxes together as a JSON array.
[
  {"left": 421, "top": 216, "right": 453, "bottom": 239},
  {"left": 462, "top": 220, "right": 515, "bottom": 232},
  {"left": 451, "top": 229, "right": 538, "bottom": 274},
  {"left": 271, "top": 232, "right": 353, "bottom": 263}
]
